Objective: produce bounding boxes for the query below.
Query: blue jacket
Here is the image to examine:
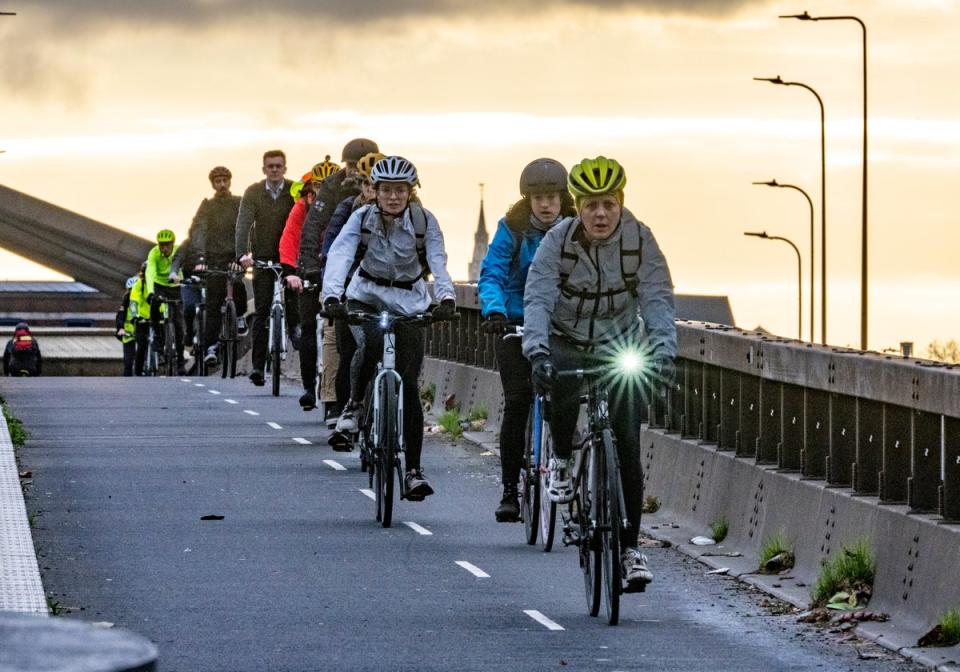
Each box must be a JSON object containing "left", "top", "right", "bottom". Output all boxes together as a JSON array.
[
  {"left": 478, "top": 217, "right": 546, "bottom": 321},
  {"left": 321, "top": 196, "right": 358, "bottom": 258}
]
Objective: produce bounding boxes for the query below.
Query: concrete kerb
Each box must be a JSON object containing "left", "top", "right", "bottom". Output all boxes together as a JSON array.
[
  {"left": 432, "top": 356, "right": 960, "bottom": 670},
  {"left": 0, "top": 398, "right": 48, "bottom": 614}
]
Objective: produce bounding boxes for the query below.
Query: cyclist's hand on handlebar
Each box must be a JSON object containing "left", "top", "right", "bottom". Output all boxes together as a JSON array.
[
  {"left": 530, "top": 355, "right": 556, "bottom": 394},
  {"left": 653, "top": 357, "right": 676, "bottom": 386},
  {"left": 239, "top": 253, "right": 253, "bottom": 270},
  {"left": 285, "top": 275, "right": 304, "bottom": 292},
  {"left": 482, "top": 312, "right": 507, "bottom": 334},
  {"left": 167, "top": 272, "right": 179, "bottom": 283},
  {"left": 323, "top": 296, "right": 348, "bottom": 320},
  {"left": 193, "top": 263, "right": 207, "bottom": 272},
  {"left": 431, "top": 298, "right": 457, "bottom": 321},
  {"left": 228, "top": 261, "right": 243, "bottom": 273},
  {"left": 146, "top": 293, "right": 155, "bottom": 306}
]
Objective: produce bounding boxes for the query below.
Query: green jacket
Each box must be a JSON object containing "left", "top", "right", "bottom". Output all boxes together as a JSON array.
[{"left": 145, "top": 244, "right": 181, "bottom": 296}]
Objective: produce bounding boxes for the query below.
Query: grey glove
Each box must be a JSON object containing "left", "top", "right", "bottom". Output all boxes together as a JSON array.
[{"left": 530, "top": 355, "right": 556, "bottom": 394}]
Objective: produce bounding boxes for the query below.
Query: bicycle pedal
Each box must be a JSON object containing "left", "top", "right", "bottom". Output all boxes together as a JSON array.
[
  {"left": 623, "top": 580, "right": 648, "bottom": 594},
  {"left": 562, "top": 531, "right": 581, "bottom": 547}
]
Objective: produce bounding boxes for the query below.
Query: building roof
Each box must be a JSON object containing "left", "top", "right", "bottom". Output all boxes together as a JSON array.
[{"left": 0, "top": 281, "right": 100, "bottom": 294}]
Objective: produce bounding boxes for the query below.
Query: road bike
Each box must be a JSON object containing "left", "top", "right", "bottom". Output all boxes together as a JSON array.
[
  {"left": 254, "top": 260, "right": 286, "bottom": 396},
  {"left": 504, "top": 326, "right": 557, "bottom": 550},
  {"left": 204, "top": 267, "right": 244, "bottom": 379},
  {"left": 321, "top": 308, "right": 456, "bottom": 528},
  {"left": 181, "top": 274, "right": 207, "bottom": 377},
  {"left": 556, "top": 365, "right": 631, "bottom": 626},
  {"left": 150, "top": 292, "right": 182, "bottom": 377}
]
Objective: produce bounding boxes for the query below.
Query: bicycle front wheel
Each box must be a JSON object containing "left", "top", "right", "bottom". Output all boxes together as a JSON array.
[
  {"left": 164, "top": 320, "right": 177, "bottom": 377},
  {"left": 581, "top": 444, "right": 602, "bottom": 617},
  {"left": 194, "top": 305, "right": 206, "bottom": 377},
  {"left": 539, "top": 422, "right": 558, "bottom": 552},
  {"left": 377, "top": 378, "right": 398, "bottom": 528},
  {"left": 520, "top": 406, "right": 539, "bottom": 545},
  {"left": 270, "top": 306, "right": 282, "bottom": 396},
  {"left": 600, "top": 429, "right": 622, "bottom": 626}
]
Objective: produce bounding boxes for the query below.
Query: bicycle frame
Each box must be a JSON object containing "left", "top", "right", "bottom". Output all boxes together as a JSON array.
[{"left": 371, "top": 315, "right": 405, "bottom": 455}]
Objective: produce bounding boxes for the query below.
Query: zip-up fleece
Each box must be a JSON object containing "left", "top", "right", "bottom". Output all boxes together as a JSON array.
[{"left": 522, "top": 208, "right": 676, "bottom": 361}]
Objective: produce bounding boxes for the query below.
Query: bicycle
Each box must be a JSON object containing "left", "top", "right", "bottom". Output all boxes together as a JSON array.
[
  {"left": 321, "top": 308, "right": 455, "bottom": 528},
  {"left": 503, "top": 326, "right": 557, "bottom": 551},
  {"left": 181, "top": 274, "right": 207, "bottom": 377},
  {"left": 150, "top": 292, "right": 182, "bottom": 377},
  {"left": 203, "top": 267, "right": 243, "bottom": 379},
  {"left": 554, "top": 364, "right": 632, "bottom": 626},
  {"left": 254, "top": 260, "right": 287, "bottom": 396},
  {"left": 142, "top": 317, "right": 160, "bottom": 376}
]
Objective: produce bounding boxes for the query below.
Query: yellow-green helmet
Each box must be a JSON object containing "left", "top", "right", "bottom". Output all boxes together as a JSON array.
[
  {"left": 567, "top": 156, "right": 627, "bottom": 202},
  {"left": 156, "top": 229, "right": 176, "bottom": 243},
  {"left": 356, "top": 151, "right": 386, "bottom": 178},
  {"left": 311, "top": 156, "right": 340, "bottom": 182},
  {"left": 290, "top": 181, "right": 305, "bottom": 200}
]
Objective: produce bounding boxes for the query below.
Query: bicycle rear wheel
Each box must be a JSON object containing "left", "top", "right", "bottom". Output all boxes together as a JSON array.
[
  {"left": 600, "top": 429, "right": 622, "bottom": 626},
  {"left": 580, "top": 443, "right": 602, "bottom": 617},
  {"left": 539, "top": 422, "right": 558, "bottom": 552},
  {"left": 376, "top": 378, "right": 398, "bottom": 528},
  {"left": 270, "top": 306, "right": 283, "bottom": 396}
]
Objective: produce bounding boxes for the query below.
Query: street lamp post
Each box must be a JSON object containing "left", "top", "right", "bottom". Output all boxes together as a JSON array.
[
  {"left": 754, "top": 75, "right": 826, "bottom": 344},
  {"left": 745, "top": 231, "right": 803, "bottom": 341},
  {"left": 753, "top": 179, "right": 815, "bottom": 343},
  {"left": 781, "top": 11, "right": 868, "bottom": 349}
]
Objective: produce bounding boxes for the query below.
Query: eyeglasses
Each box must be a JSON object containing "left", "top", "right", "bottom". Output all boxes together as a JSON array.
[
  {"left": 378, "top": 185, "right": 409, "bottom": 197},
  {"left": 264, "top": 163, "right": 285, "bottom": 170}
]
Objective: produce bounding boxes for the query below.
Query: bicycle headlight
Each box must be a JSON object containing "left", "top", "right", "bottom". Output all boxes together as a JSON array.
[
  {"left": 618, "top": 349, "right": 643, "bottom": 375},
  {"left": 379, "top": 311, "right": 390, "bottom": 329}
]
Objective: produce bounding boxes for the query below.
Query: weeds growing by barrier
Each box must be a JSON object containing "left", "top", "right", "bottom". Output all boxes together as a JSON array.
[
  {"left": 759, "top": 531, "right": 795, "bottom": 573},
  {"left": 437, "top": 409, "right": 463, "bottom": 438},
  {"left": 938, "top": 609, "right": 960, "bottom": 646},
  {"left": 813, "top": 538, "right": 875, "bottom": 606},
  {"left": 467, "top": 406, "right": 488, "bottom": 422},
  {"left": 709, "top": 517, "right": 729, "bottom": 543},
  {"left": 1, "top": 397, "right": 28, "bottom": 448}
]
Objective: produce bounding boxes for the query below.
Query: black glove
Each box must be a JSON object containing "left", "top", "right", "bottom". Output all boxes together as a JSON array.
[
  {"left": 323, "top": 296, "right": 348, "bottom": 320},
  {"left": 530, "top": 355, "right": 556, "bottom": 394},
  {"left": 431, "top": 298, "right": 456, "bottom": 321},
  {"left": 653, "top": 357, "right": 676, "bottom": 386},
  {"left": 146, "top": 293, "right": 155, "bottom": 306},
  {"left": 482, "top": 313, "right": 507, "bottom": 334}
]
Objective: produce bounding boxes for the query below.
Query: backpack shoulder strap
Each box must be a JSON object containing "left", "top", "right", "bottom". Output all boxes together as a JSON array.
[
  {"left": 620, "top": 217, "right": 642, "bottom": 297},
  {"left": 409, "top": 202, "right": 431, "bottom": 280},
  {"left": 557, "top": 217, "right": 579, "bottom": 285}
]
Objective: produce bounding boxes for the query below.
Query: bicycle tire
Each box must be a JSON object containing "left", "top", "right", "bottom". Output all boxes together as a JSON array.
[
  {"left": 164, "top": 319, "right": 177, "bottom": 377},
  {"left": 194, "top": 304, "right": 206, "bottom": 377},
  {"left": 520, "top": 406, "right": 539, "bottom": 545},
  {"left": 600, "top": 429, "right": 622, "bottom": 626},
  {"left": 220, "top": 300, "right": 236, "bottom": 379},
  {"left": 581, "top": 443, "right": 602, "bottom": 617},
  {"left": 377, "top": 378, "right": 398, "bottom": 528},
  {"left": 146, "top": 329, "right": 158, "bottom": 377},
  {"left": 270, "top": 306, "right": 282, "bottom": 396},
  {"left": 539, "top": 422, "right": 558, "bottom": 552}
]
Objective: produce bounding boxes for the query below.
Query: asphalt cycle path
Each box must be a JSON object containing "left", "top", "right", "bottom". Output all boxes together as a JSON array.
[{"left": 5, "top": 376, "right": 923, "bottom": 672}]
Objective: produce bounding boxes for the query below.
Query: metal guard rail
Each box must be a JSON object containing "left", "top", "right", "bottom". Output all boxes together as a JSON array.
[{"left": 424, "top": 283, "right": 960, "bottom": 522}]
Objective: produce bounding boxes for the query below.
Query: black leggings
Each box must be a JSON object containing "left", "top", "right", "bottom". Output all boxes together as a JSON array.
[
  {"left": 495, "top": 336, "right": 532, "bottom": 489},
  {"left": 548, "top": 335, "right": 644, "bottom": 547}
]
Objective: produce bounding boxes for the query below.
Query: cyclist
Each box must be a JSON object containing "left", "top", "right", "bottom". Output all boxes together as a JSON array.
[
  {"left": 146, "top": 228, "right": 186, "bottom": 375},
  {"left": 115, "top": 275, "right": 140, "bottom": 376},
  {"left": 236, "top": 150, "right": 300, "bottom": 386},
  {"left": 320, "top": 150, "right": 384, "bottom": 432},
  {"left": 522, "top": 156, "right": 677, "bottom": 589},
  {"left": 180, "top": 166, "right": 248, "bottom": 368},
  {"left": 322, "top": 156, "right": 456, "bottom": 499},
  {"left": 281, "top": 157, "right": 341, "bottom": 412},
  {"left": 478, "top": 158, "right": 576, "bottom": 523},
  {"left": 3, "top": 322, "right": 42, "bottom": 377},
  {"left": 128, "top": 262, "right": 151, "bottom": 376}
]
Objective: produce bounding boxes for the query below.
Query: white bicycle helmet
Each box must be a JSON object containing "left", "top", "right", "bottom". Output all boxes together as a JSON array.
[
  {"left": 125, "top": 276, "right": 138, "bottom": 290},
  {"left": 370, "top": 155, "right": 420, "bottom": 187}
]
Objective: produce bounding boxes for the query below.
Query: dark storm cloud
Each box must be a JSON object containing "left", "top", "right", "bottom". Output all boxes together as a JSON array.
[{"left": 16, "top": 0, "right": 758, "bottom": 30}]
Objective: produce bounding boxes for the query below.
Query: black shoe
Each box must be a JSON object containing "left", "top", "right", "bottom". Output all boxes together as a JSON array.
[
  {"left": 249, "top": 369, "right": 265, "bottom": 386},
  {"left": 299, "top": 390, "right": 317, "bottom": 411},
  {"left": 495, "top": 486, "right": 521, "bottom": 523},
  {"left": 404, "top": 469, "right": 434, "bottom": 501},
  {"left": 327, "top": 431, "right": 353, "bottom": 452}
]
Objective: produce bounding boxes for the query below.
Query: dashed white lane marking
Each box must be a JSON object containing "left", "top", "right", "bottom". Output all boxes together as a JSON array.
[
  {"left": 267, "top": 422, "right": 282, "bottom": 430},
  {"left": 455, "top": 561, "right": 489, "bottom": 577},
  {"left": 359, "top": 489, "right": 375, "bottom": 500},
  {"left": 180, "top": 378, "right": 191, "bottom": 383},
  {"left": 323, "top": 459, "right": 346, "bottom": 471},
  {"left": 243, "top": 410, "right": 260, "bottom": 416},
  {"left": 194, "top": 383, "right": 205, "bottom": 387},
  {"left": 208, "top": 389, "right": 221, "bottom": 395},
  {"left": 225, "top": 399, "right": 238, "bottom": 405},
  {"left": 293, "top": 437, "right": 311, "bottom": 445},
  {"left": 404, "top": 522, "right": 433, "bottom": 536},
  {"left": 524, "top": 610, "right": 564, "bottom": 631}
]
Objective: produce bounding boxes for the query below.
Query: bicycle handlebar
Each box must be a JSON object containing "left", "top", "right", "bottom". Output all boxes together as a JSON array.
[{"left": 317, "top": 309, "right": 460, "bottom": 327}]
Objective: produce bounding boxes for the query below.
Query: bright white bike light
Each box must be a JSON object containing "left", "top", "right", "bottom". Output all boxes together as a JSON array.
[{"left": 618, "top": 349, "right": 643, "bottom": 374}]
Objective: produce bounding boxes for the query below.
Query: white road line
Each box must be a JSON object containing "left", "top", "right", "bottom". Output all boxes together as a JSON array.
[
  {"left": 404, "top": 522, "right": 433, "bottom": 536},
  {"left": 359, "top": 489, "right": 375, "bottom": 500},
  {"left": 194, "top": 383, "right": 205, "bottom": 387},
  {"left": 524, "top": 610, "right": 564, "bottom": 631},
  {"left": 225, "top": 399, "right": 238, "bottom": 405},
  {"left": 180, "top": 378, "right": 191, "bottom": 383},
  {"left": 266, "top": 422, "right": 282, "bottom": 430},
  {"left": 293, "top": 437, "right": 311, "bottom": 445},
  {"left": 455, "top": 560, "right": 489, "bottom": 577},
  {"left": 208, "top": 389, "right": 221, "bottom": 395},
  {"left": 243, "top": 410, "right": 259, "bottom": 416},
  {"left": 323, "top": 459, "right": 347, "bottom": 471}
]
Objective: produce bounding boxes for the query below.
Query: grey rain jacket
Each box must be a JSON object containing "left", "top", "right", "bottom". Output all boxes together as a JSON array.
[
  {"left": 522, "top": 208, "right": 677, "bottom": 361},
  {"left": 322, "top": 203, "right": 456, "bottom": 316}
]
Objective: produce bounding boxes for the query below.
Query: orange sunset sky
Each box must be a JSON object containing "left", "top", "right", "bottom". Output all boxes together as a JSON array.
[{"left": 1, "top": 0, "right": 958, "bottom": 353}]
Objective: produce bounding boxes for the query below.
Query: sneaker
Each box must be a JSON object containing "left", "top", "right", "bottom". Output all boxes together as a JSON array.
[
  {"left": 299, "top": 390, "right": 317, "bottom": 411},
  {"left": 495, "top": 486, "right": 520, "bottom": 523},
  {"left": 335, "top": 400, "right": 361, "bottom": 433},
  {"left": 546, "top": 457, "right": 574, "bottom": 503},
  {"left": 622, "top": 548, "right": 654, "bottom": 591},
  {"left": 237, "top": 316, "right": 249, "bottom": 336},
  {"left": 328, "top": 430, "right": 353, "bottom": 452},
  {"left": 404, "top": 468, "right": 434, "bottom": 501},
  {"left": 290, "top": 325, "right": 302, "bottom": 351},
  {"left": 204, "top": 345, "right": 219, "bottom": 365},
  {"left": 249, "top": 369, "right": 265, "bottom": 386}
]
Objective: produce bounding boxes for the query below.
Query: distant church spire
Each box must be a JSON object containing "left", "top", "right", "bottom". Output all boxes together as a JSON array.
[{"left": 468, "top": 182, "right": 488, "bottom": 282}]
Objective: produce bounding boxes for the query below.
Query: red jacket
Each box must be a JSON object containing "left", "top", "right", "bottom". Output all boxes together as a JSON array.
[{"left": 279, "top": 197, "right": 309, "bottom": 271}]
